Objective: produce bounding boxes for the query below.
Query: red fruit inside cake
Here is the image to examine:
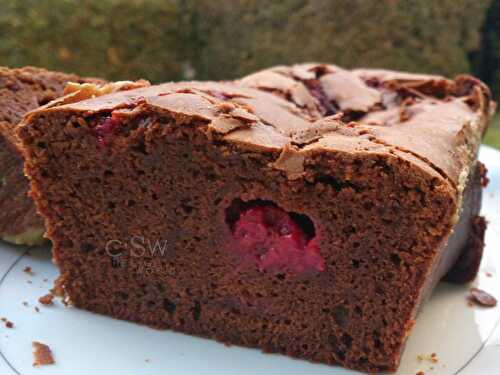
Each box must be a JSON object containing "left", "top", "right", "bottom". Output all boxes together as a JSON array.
[
  {"left": 92, "top": 114, "right": 121, "bottom": 148},
  {"left": 230, "top": 203, "right": 325, "bottom": 275}
]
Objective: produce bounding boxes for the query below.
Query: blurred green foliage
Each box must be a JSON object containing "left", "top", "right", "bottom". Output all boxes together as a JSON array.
[
  {"left": 0, "top": 0, "right": 492, "bottom": 84},
  {"left": 484, "top": 115, "right": 500, "bottom": 149},
  {"left": 0, "top": 0, "right": 196, "bottom": 81},
  {"left": 197, "top": 0, "right": 490, "bottom": 80},
  {"left": 474, "top": 0, "right": 500, "bottom": 106}
]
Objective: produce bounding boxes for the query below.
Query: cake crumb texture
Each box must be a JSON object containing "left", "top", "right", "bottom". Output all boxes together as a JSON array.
[
  {"left": 38, "top": 293, "right": 54, "bottom": 306},
  {"left": 16, "top": 63, "right": 494, "bottom": 374},
  {"left": 32, "top": 341, "right": 55, "bottom": 366},
  {"left": 468, "top": 288, "right": 497, "bottom": 307}
]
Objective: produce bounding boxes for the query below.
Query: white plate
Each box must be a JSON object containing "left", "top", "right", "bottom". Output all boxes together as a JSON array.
[{"left": 1, "top": 145, "right": 499, "bottom": 375}]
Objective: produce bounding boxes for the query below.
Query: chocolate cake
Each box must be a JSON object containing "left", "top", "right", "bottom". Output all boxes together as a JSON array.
[
  {"left": 17, "top": 64, "right": 494, "bottom": 373},
  {"left": 0, "top": 67, "right": 149, "bottom": 246},
  {"left": 0, "top": 67, "right": 102, "bottom": 245}
]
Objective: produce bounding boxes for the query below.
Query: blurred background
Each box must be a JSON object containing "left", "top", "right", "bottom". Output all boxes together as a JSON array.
[{"left": 0, "top": 0, "right": 499, "bottom": 148}]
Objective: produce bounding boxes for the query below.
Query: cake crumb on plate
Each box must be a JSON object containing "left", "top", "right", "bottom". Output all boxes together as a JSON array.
[
  {"left": 468, "top": 288, "right": 498, "bottom": 307},
  {"left": 38, "top": 293, "right": 54, "bottom": 306},
  {"left": 32, "top": 341, "right": 55, "bottom": 366},
  {"left": 417, "top": 353, "right": 438, "bottom": 364},
  {"left": 1, "top": 317, "right": 14, "bottom": 328}
]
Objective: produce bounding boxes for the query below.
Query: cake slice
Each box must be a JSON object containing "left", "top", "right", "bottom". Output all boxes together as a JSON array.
[
  {"left": 0, "top": 67, "right": 148, "bottom": 246},
  {"left": 17, "top": 64, "right": 493, "bottom": 373},
  {"left": 0, "top": 66, "right": 105, "bottom": 245}
]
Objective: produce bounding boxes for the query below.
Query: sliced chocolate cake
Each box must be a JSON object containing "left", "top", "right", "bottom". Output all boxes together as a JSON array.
[
  {"left": 17, "top": 64, "right": 493, "bottom": 373},
  {"left": 0, "top": 66, "right": 103, "bottom": 245},
  {"left": 0, "top": 67, "right": 148, "bottom": 246}
]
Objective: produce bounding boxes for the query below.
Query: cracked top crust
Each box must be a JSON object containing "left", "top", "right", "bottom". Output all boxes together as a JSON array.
[
  {"left": 21, "top": 63, "right": 494, "bottom": 192},
  {"left": 0, "top": 66, "right": 104, "bottom": 147}
]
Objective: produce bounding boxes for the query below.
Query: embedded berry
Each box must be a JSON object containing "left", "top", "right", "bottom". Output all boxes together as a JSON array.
[
  {"left": 231, "top": 204, "right": 325, "bottom": 275},
  {"left": 92, "top": 112, "right": 121, "bottom": 148}
]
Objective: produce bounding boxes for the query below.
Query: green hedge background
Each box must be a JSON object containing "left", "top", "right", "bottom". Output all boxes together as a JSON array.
[{"left": 0, "top": 0, "right": 499, "bottom": 148}]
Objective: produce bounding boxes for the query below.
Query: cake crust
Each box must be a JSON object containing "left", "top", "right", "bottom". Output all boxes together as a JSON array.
[{"left": 27, "top": 64, "right": 491, "bottom": 189}]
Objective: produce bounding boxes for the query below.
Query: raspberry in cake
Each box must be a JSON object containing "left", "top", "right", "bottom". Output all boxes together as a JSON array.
[{"left": 17, "top": 64, "right": 493, "bottom": 373}]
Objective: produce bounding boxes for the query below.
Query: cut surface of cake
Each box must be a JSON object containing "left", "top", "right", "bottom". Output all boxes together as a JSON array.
[
  {"left": 0, "top": 66, "right": 102, "bottom": 245},
  {"left": 0, "top": 67, "right": 148, "bottom": 246},
  {"left": 17, "top": 64, "right": 493, "bottom": 373}
]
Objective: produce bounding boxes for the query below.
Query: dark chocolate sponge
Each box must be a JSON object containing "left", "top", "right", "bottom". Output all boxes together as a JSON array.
[
  {"left": 0, "top": 66, "right": 102, "bottom": 245},
  {"left": 17, "top": 64, "right": 493, "bottom": 373}
]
